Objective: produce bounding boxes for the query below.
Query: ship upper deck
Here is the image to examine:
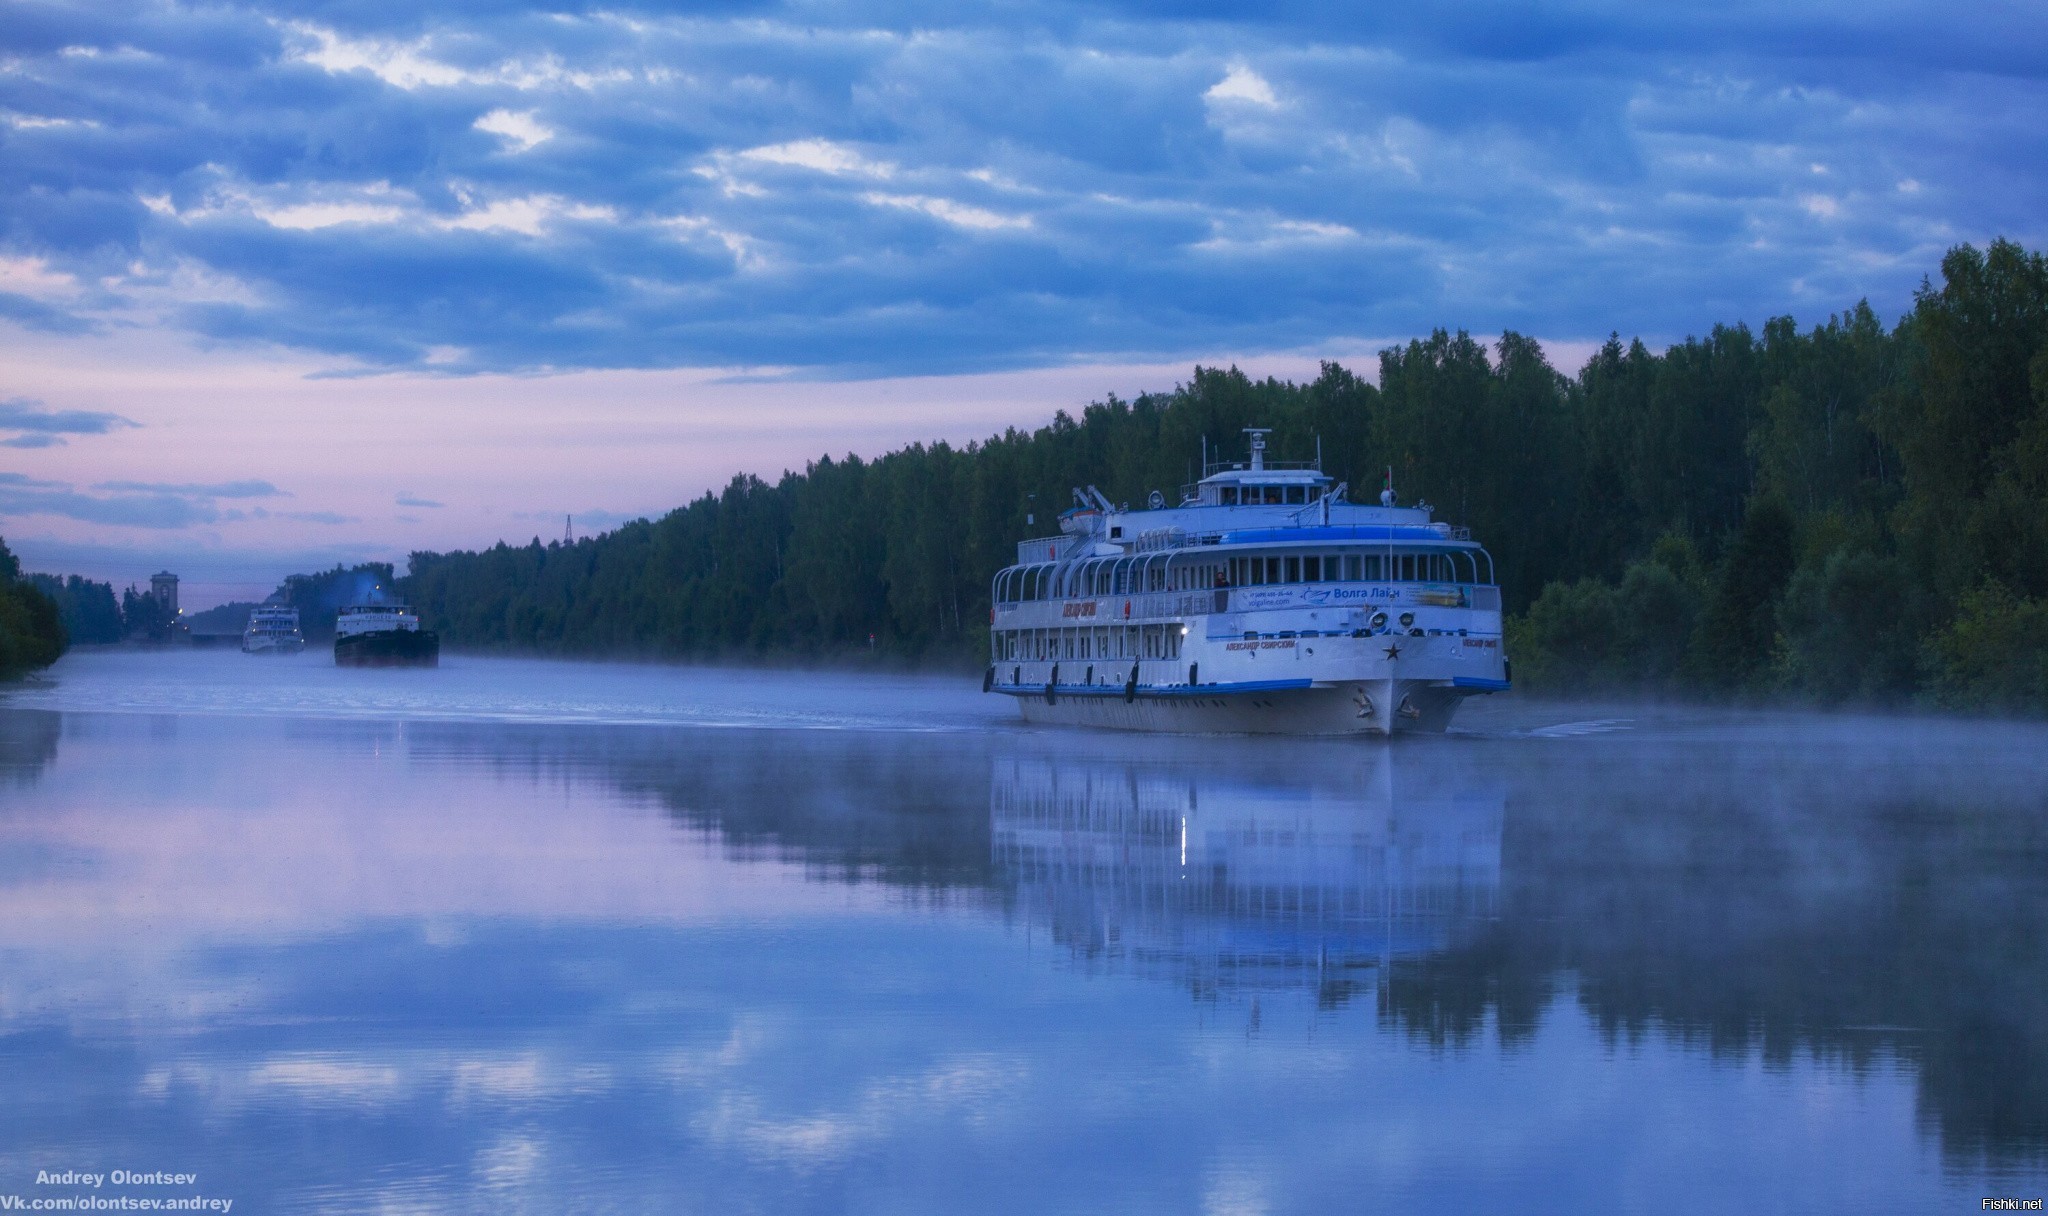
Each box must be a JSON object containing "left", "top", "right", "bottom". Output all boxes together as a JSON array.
[{"left": 997, "top": 428, "right": 1495, "bottom": 602}]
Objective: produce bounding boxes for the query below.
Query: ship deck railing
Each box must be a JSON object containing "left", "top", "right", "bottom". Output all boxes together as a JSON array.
[{"left": 1200, "top": 458, "right": 1322, "bottom": 477}]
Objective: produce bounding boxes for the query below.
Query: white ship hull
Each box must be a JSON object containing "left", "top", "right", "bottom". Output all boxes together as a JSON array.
[
  {"left": 1010, "top": 678, "right": 1471, "bottom": 735},
  {"left": 993, "top": 627, "right": 1505, "bottom": 736}
]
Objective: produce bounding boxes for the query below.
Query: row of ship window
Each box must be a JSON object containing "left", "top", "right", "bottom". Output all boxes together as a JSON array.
[
  {"left": 999, "top": 549, "right": 1488, "bottom": 602},
  {"left": 994, "top": 625, "right": 1186, "bottom": 663},
  {"left": 1225, "top": 552, "right": 1465, "bottom": 586}
]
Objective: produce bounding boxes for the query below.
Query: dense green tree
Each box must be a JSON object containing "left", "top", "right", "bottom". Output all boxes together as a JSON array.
[
  {"left": 1776, "top": 548, "right": 1921, "bottom": 703},
  {"left": 1926, "top": 581, "right": 2048, "bottom": 713},
  {"left": 0, "top": 539, "right": 66, "bottom": 677},
  {"left": 1693, "top": 496, "right": 1799, "bottom": 689},
  {"left": 28, "top": 574, "right": 122, "bottom": 644},
  {"left": 1879, "top": 239, "right": 2048, "bottom": 599}
]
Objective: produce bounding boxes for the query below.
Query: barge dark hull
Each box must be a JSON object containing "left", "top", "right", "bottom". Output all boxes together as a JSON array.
[{"left": 334, "top": 629, "right": 440, "bottom": 668}]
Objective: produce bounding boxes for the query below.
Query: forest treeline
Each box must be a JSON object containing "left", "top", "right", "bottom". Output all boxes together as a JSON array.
[
  {"left": 0, "top": 539, "right": 67, "bottom": 678},
  {"left": 379, "top": 238, "right": 2048, "bottom": 712},
  {"left": 36, "top": 574, "right": 123, "bottom": 643},
  {"left": 24, "top": 571, "right": 171, "bottom": 646}
]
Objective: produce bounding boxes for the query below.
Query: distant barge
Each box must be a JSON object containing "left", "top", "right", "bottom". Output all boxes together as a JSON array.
[{"left": 335, "top": 603, "right": 440, "bottom": 668}]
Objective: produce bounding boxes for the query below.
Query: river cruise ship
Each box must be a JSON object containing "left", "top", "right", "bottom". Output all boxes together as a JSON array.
[
  {"left": 241, "top": 604, "right": 306, "bottom": 654},
  {"left": 985, "top": 429, "right": 1509, "bottom": 735}
]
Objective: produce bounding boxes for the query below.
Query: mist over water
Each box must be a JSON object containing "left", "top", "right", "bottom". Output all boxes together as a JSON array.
[{"left": 0, "top": 650, "right": 2043, "bottom": 1212}]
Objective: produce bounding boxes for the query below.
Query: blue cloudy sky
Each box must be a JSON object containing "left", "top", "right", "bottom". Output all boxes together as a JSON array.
[{"left": 2, "top": 0, "right": 2044, "bottom": 598}]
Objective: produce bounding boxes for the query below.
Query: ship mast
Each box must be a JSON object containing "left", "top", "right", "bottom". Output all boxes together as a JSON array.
[{"left": 1243, "top": 427, "right": 1271, "bottom": 471}]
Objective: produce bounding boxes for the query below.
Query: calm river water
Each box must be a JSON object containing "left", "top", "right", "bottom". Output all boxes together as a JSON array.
[{"left": 1, "top": 649, "right": 2043, "bottom": 1213}]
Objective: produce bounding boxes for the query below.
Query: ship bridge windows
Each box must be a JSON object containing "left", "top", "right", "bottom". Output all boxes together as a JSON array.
[{"left": 1216, "top": 483, "right": 1319, "bottom": 506}]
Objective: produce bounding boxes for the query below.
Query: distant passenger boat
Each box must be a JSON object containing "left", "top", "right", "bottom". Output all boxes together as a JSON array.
[
  {"left": 985, "top": 429, "right": 1510, "bottom": 735},
  {"left": 242, "top": 605, "right": 305, "bottom": 654},
  {"left": 334, "top": 603, "right": 440, "bottom": 668}
]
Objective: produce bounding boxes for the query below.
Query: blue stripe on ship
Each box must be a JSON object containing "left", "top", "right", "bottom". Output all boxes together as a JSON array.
[
  {"left": 994, "top": 675, "right": 1511, "bottom": 697},
  {"left": 993, "top": 679, "right": 1314, "bottom": 699}
]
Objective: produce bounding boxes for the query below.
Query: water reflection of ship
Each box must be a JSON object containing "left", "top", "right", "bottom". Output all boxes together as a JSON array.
[{"left": 991, "top": 750, "right": 1503, "bottom": 998}]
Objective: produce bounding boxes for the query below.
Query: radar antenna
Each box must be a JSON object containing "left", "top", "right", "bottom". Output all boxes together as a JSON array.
[{"left": 1243, "top": 427, "right": 1272, "bottom": 471}]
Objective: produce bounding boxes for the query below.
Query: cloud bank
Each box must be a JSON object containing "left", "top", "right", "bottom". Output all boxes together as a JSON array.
[
  {"left": 0, "top": 472, "right": 300, "bottom": 529},
  {"left": 0, "top": 396, "right": 138, "bottom": 447},
  {"left": 0, "top": 0, "right": 2041, "bottom": 378}
]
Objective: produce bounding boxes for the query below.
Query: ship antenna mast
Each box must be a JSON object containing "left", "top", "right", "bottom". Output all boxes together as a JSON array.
[{"left": 1243, "top": 427, "right": 1271, "bottom": 472}]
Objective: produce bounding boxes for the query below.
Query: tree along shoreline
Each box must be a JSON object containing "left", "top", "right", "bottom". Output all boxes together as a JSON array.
[
  {"left": 1, "top": 539, "right": 66, "bottom": 679},
  {"left": 382, "top": 239, "right": 2048, "bottom": 716}
]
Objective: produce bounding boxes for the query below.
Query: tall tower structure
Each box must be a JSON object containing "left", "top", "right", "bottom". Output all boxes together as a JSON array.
[{"left": 150, "top": 571, "right": 179, "bottom": 618}]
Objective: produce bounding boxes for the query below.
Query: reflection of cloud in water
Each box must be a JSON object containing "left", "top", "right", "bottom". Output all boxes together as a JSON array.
[
  {"left": 137, "top": 1048, "right": 618, "bottom": 1122},
  {"left": 245, "top": 1056, "right": 405, "bottom": 1102},
  {"left": 697, "top": 1056, "right": 1029, "bottom": 1170},
  {"left": 992, "top": 750, "right": 1502, "bottom": 1003}
]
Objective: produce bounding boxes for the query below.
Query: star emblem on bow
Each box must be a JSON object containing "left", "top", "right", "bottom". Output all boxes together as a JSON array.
[{"left": 1382, "top": 642, "right": 1402, "bottom": 661}]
